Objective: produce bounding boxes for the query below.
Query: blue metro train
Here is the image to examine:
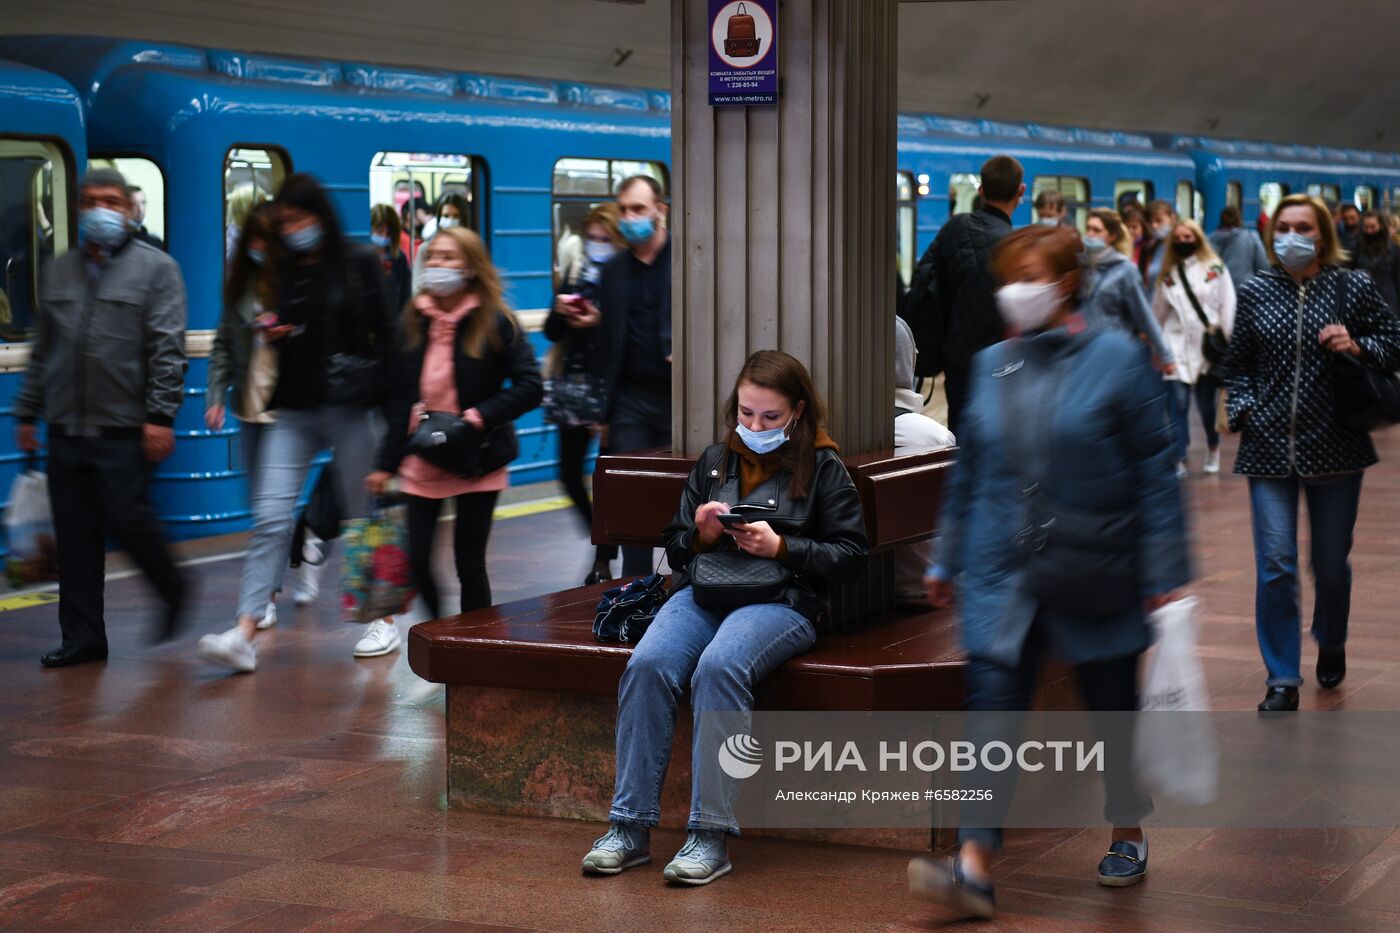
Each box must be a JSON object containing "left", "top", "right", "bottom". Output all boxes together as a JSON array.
[{"left": 4, "top": 34, "right": 1400, "bottom": 545}]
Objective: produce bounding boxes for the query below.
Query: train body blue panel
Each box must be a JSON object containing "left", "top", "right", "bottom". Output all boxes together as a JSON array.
[
  {"left": 3, "top": 34, "right": 1400, "bottom": 545},
  {"left": 0, "top": 60, "right": 86, "bottom": 552}
]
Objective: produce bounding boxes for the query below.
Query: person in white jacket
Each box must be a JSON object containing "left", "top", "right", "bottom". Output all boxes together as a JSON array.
[
  {"left": 894, "top": 317, "right": 955, "bottom": 603},
  {"left": 1152, "top": 219, "right": 1236, "bottom": 476}
]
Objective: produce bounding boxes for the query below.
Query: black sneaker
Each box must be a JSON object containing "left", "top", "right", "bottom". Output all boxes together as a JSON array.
[{"left": 908, "top": 854, "right": 995, "bottom": 920}]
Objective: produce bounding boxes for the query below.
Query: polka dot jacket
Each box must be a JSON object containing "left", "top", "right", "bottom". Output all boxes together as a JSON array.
[{"left": 1222, "top": 265, "right": 1400, "bottom": 477}]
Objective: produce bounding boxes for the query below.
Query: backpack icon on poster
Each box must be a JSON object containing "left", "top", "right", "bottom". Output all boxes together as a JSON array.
[{"left": 724, "top": 3, "right": 762, "bottom": 58}]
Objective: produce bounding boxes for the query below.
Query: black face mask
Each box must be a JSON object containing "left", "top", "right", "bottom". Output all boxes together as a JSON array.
[
  {"left": 1171, "top": 241, "right": 1197, "bottom": 259},
  {"left": 1364, "top": 230, "right": 1387, "bottom": 243}
]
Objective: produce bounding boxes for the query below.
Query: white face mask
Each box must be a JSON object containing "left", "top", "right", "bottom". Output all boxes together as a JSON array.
[
  {"left": 421, "top": 266, "right": 471, "bottom": 296},
  {"left": 996, "top": 280, "right": 1065, "bottom": 332},
  {"left": 438, "top": 217, "right": 460, "bottom": 230}
]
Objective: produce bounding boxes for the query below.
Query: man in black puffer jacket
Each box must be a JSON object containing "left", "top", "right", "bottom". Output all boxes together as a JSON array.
[{"left": 917, "top": 156, "right": 1024, "bottom": 437}]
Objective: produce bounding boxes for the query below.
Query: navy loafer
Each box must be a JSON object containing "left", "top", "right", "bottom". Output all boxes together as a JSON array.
[{"left": 1097, "top": 840, "right": 1148, "bottom": 887}]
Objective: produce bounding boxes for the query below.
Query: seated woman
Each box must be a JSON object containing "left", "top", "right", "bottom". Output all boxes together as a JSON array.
[{"left": 581, "top": 350, "right": 869, "bottom": 885}]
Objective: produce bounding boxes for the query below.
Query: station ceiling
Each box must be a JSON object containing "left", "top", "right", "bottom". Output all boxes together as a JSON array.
[{"left": 6, "top": 0, "right": 1398, "bottom": 151}]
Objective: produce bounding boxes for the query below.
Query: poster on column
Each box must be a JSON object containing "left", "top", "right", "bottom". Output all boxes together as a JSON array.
[{"left": 708, "top": 0, "right": 779, "bottom": 106}]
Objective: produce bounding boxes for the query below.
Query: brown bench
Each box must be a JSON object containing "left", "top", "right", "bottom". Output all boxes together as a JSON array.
[{"left": 407, "top": 447, "right": 982, "bottom": 849}]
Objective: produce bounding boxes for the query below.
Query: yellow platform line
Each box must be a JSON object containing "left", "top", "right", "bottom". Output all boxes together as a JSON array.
[
  {"left": 0, "top": 591, "right": 60, "bottom": 613},
  {"left": 492, "top": 495, "right": 574, "bottom": 520}
]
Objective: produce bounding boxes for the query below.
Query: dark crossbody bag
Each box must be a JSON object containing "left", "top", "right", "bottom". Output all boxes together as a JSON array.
[
  {"left": 689, "top": 450, "right": 792, "bottom": 614},
  {"left": 1177, "top": 267, "right": 1229, "bottom": 366},
  {"left": 1326, "top": 270, "right": 1400, "bottom": 431},
  {"left": 406, "top": 410, "right": 519, "bottom": 478},
  {"left": 999, "top": 342, "right": 1142, "bottom": 618}
]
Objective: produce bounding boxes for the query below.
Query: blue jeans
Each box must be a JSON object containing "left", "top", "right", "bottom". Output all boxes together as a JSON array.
[
  {"left": 239, "top": 420, "right": 335, "bottom": 600},
  {"left": 236, "top": 407, "right": 375, "bottom": 619},
  {"left": 1165, "top": 377, "right": 1221, "bottom": 463},
  {"left": 609, "top": 586, "right": 816, "bottom": 835},
  {"left": 1248, "top": 473, "right": 1363, "bottom": 687}
]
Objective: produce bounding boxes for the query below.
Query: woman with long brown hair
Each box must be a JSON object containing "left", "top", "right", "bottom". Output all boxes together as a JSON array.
[
  {"left": 366, "top": 227, "right": 542, "bottom": 650},
  {"left": 580, "top": 350, "right": 868, "bottom": 886}
]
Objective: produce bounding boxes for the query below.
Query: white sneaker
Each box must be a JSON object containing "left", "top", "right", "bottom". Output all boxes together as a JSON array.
[
  {"left": 353, "top": 619, "right": 400, "bottom": 658},
  {"left": 1175, "top": 461, "right": 1189, "bottom": 480},
  {"left": 294, "top": 555, "right": 324, "bottom": 607},
  {"left": 1204, "top": 448, "right": 1221, "bottom": 475},
  {"left": 197, "top": 627, "right": 256, "bottom": 672},
  {"left": 255, "top": 600, "right": 278, "bottom": 630}
]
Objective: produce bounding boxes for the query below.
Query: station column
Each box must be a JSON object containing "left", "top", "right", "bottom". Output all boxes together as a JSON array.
[
  {"left": 670, "top": 0, "right": 898, "bottom": 455},
  {"left": 670, "top": 0, "right": 900, "bottom": 622}
]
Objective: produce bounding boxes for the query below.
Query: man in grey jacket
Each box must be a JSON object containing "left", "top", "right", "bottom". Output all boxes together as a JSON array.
[{"left": 14, "top": 168, "right": 188, "bottom": 668}]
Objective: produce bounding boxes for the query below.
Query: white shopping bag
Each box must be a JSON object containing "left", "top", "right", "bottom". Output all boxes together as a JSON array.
[
  {"left": 5, "top": 467, "right": 57, "bottom": 586},
  {"left": 1133, "top": 596, "right": 1219, "bottom": 805}
]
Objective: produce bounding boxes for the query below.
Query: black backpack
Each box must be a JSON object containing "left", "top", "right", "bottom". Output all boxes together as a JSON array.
[{"left": 898, "top": 243, "right": 947, "bottom": 379}]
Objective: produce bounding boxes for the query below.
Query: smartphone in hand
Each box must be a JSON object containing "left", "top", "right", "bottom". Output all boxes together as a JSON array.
[{"left": 717, "top": 513, "right": 750, "bottom": 528}]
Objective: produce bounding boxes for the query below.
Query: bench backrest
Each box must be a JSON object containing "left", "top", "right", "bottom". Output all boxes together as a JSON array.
[{"left": 591, "top": 446, "right": 956, "bottom": 550}]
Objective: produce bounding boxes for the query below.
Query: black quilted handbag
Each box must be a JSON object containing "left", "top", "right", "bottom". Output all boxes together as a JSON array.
[{"left": 690, "top": 551, "right": 791, "bottom": 614}]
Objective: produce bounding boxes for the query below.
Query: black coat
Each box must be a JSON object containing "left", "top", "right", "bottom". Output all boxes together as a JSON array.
[
  {"left": 544, "top": 260, "right": 607, "bottom": 378},
  {"left": 1351, "top": 239, "right": 1400, "bottom": 312},
  {"left": 663, "top": 442, "right": 870, "bottom": 631},
  {"left": 925, "top": 206, "right": 1013, "bottom": 382},
  {"left": 377, "top": 310, "right": 544, "bottom": 474},
  {"left": 595, "top": 239, "right": 672, "bottom": 419}
]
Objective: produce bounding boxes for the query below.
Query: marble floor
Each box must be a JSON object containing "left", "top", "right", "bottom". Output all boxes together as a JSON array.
[{"left": 2, "top": 434, "right": 1400, "bottom": 931}]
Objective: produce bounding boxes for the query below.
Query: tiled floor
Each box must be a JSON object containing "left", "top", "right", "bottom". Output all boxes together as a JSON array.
[{"left": 2, "top": 435, "right": 1400, "bottom": 930}]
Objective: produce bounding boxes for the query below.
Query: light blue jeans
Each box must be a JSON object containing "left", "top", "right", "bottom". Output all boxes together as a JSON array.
[
  {"left": 608, "top": 585, "right": 816, "bottom": 835},
  {"left": 236, "top": 407, "right": 375, "bottom": 619}
]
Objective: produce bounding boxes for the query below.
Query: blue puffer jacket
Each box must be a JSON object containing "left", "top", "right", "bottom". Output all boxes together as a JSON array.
[
  {"left": 933, "top": 326, "right": 1189, "bottom": 667},
  {"left": 1222, "top": 266, "right": 1400, "bottom": 477}
]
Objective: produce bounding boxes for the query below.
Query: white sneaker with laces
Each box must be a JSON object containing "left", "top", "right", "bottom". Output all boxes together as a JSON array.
[
  {"left": 294, "top": 553, "right": 324, "bottom": 607},
  {"left": 197, "top": 627, "right": 256, "bottom": 672},
  {"left": 1204, "top": 448, "right": 1221, "bottom": 475},
  {"left": 255, "top": 600, "right": 278, "bottom": 630},
  {"left": 354, "top": 619, "right": 400, "bottom": 658}
]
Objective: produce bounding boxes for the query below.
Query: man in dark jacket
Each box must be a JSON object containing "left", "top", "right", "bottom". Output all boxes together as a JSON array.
[
  {"left": 573, "top": 174, "right": 671, "bottom": 577},
  {"left": 14, "top": 168, "right": 188, "bottom": 668},
  {"left": 922, "top": 155, "right": 1024, "bottom": 437}
]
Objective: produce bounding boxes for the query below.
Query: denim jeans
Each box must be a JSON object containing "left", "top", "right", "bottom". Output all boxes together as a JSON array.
[
  {"left": 236, "top": 407, "right": 375, "bottom": 619},
  {"left": 1248, "top": 472, "right": 1363, "bottom": 687},
  {"left": 239, "top": 419, "right": 336, "bottom": 599},
  {"left": 609, "top": 586, "right": 816, "bottom": 835},
  {"left": 957, "top": 622, "right": 1150, "bottom": 852},
  {"left": 1165, "top": 377, "right": 1221, "bottom": 464}
]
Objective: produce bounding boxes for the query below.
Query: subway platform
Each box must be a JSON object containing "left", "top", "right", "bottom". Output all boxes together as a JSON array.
[{"left": 2, "top": 435, "right": 1400, "bottom": 931}]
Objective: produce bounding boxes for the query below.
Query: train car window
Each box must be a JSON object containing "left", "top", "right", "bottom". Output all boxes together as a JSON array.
[
  {"left": 1226, "top": 182, "right": 1243, "bottom": 211},
  {"left": 896, "top": 171, "right": 917, "bottom": 286},
  {"left": 1259, "top": 183, "right": 1288, "bottom": 221},
  {"left": 91, "top": 157, "right": 165, "bottom": 247},
  {"left": 224, "top": 147, "right": 289, "bottom": 261},
  {"left": 551, "top": 157, "right": 669, "bottom": 285},
  {"left": 1354, "top": 186, "right": 1376, "bottom": 210},
  {"left": 1032, "top": 176, "right": 1089, "bottom": 230},
  {"left": 371, "top": 152, "right": 480, "bottom": 264},
  {"left": 0, "top": 138, "right": 69, "bottom": 342},
  {"left": 1114, "top": 180, "right": 1153, "bottom": 212},
  {"left": 1175, "top": 180, "right": 1203, "bottom": 223},
  {"left": 948, "top": 173, "right": 980, "bottom": 217},
  {"left": 1306, "top": 183, "right": 1340, "bottom": 204}
]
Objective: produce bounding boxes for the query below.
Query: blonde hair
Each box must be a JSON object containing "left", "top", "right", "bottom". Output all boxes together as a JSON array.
[
  {"left": 227, "top": 182, "right": 263, "bottom": 228},
  {"left": 1157, "top": 219, "right": 1221, "bottom": 285},
  {"left": 1087, "top": 208, "right": 1132, "bottom": 256},
  {"left": 404, "top": 227, "right": 518, "bottom": 359},
  {"left": 1266, "top": 194, "right": 1348, "bottom": 267}
]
